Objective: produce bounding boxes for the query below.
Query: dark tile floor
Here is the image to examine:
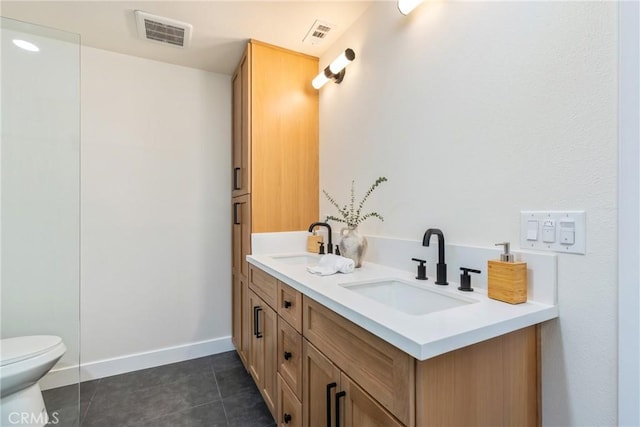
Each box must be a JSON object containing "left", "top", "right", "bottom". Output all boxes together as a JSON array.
[{"left": 42, "top": 351, "right": 275, "bottom": 427}]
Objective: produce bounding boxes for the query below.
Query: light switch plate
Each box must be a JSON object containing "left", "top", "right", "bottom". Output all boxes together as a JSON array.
[{"left": 520, "top": 211, "right": 586, "bottom": 254}]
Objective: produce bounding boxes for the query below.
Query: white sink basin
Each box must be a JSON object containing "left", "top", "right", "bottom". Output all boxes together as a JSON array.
[
  {"left": 270, "top": 254, "right": 321, "bottom": 266},
  {"left": 339, "top": 279, "right": 476, "bottom": 316}
]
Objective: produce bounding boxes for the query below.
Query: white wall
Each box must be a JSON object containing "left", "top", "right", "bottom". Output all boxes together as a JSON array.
[
  {"left": 1, "top": 20, "right": 80, "bottom": 379},
  {"left": 80, "top": 46, "right": 232, "bottom": 375},
  {"left": 319, "top": 2, "right": 617, "bottom": 425}
]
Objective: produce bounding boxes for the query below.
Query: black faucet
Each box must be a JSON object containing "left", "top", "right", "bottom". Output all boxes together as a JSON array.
[
  {"left": 422, "top": 228, "right": 447, "bottom": 285},
  {"left": 308, "top": 222, "right": 333, "bottom": 254}
]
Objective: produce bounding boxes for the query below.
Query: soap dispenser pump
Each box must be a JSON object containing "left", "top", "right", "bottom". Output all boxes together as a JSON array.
[
  {"left": 496, "top": 242, "right": 514, "bottom": 262},
  {"left": 487, "top": 241, "right": 527, "bottom": 304}
]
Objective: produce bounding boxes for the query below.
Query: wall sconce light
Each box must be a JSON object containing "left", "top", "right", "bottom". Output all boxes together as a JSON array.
[
  {"left": 312, "top": 48, "right": 356, "bottom": 90},
  {"left": 398, "top": 0, "right": 424, "bottom": 15}
]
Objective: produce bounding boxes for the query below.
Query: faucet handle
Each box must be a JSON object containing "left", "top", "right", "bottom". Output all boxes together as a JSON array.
[
  {"left": 459, "top": 267, "right": 481, "bottom": 292},
  {"left": 412, "top": 258, "right": 427, "bottom": 280},
  {"left": 318, "top": 241, "right": 325, "bottom": 255}
]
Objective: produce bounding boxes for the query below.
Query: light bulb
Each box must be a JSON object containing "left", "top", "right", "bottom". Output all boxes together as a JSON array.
[
  {"left": 312, "top": 71, "right": 330, "bottom": 90},
  {"left": 12, "top": 39, "right": 39, "bottom": 52},
  {"left": 328, "top": 49, "right": 355, "bottom": 75},
  {"left": 398, "top": 0, "right": 424, "bottom": 15}
]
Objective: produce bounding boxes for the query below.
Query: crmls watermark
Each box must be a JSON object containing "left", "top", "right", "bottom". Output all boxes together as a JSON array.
[{"left": 7, "top": 411, "right": 60, "bottom": 425}]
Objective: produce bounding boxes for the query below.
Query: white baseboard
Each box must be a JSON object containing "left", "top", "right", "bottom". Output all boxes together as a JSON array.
[{"left": 39, "top": 336, "right": 234, "bottom": 390}]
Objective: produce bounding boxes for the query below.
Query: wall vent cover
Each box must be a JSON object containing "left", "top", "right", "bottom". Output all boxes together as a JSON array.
[
  {"left": 134, "top": 10, "right": 193, "bottom": 48},
  {"left": 303, "top": 20, "right": 334, "bottom": 45}
]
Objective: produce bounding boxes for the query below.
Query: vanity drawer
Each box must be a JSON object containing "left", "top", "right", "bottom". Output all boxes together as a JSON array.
[
  {"left": 249, "top": 265, "right": 278, "bottom": 310},
  {"left": 303, "top": 297, "right": 415, "bottom": 426},
  {"left": 278, "top": 317, "right": 303, "bottom": 399},
  {"left": 278, "top": 282, "right": 302, "bottom": 333},
  {"left": 277, "top": 374, "right": 302, "bottom": 427}
]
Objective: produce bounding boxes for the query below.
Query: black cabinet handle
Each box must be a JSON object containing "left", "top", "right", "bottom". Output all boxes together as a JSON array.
[
  {"left": 335, "top": 391, "right": 346, "bottom": 427},
  {"left": 283, "top": 413, "right": 292, "bottom": 424},
  {"left": 253, "top": 306, "right": 263, "bottom": 338},
  {"left": 233, "top": 167, "right": 241, "bottom": 190},
  {"left": 326, "top": 382, "right": 337, "bottom": 427},
  {"left": 233, "top": 203, "right": 240, "bottom": 225},
  {"left": 283, "top": 351, "right": 292, "bottom": 360},
  {"left": 283, "top": 300, "right": 292, "bottom": 309}
]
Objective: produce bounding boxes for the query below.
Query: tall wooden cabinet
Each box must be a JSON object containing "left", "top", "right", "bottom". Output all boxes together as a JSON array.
[{"left": 231, "top": 38, "right": 319, "bottom": 414}]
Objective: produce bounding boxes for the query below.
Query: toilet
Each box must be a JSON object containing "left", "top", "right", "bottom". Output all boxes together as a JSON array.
[{"left": 0, "top": 336, "right": 66, "bottom": 427}]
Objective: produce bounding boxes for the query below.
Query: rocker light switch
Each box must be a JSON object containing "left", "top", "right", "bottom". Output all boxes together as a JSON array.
[
  {"left": 560, "top": 219, "right": 576, "bottom": 245},
  {"left": 526, "top": 220, "right": 539, "bottom": 241},
  {"left": 542, "top": 219, "right": 556, "bottom": 243}
]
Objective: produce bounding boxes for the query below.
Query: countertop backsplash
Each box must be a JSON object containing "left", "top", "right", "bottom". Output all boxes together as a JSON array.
[{"left": 251, "top": 231, "right": 557, "bottom": 305}]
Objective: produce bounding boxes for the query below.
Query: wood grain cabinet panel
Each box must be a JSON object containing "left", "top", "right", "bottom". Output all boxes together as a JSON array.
[
  {"left": 416, "top": 326, "right": 539, "bottom": 427},
  {"left": 278, "top": 374, "right": 302, "bottom": 427},
  {"left": 231, "top": 47, "right": 250, "bottom": 197},
  {"left": 303, "top": 297, "right": 414, "bottom": 426},
  {"left": 249, "top": 290, "right": 278, "bottom": 419},
  {"left": 231, "top": 195, "right": 251, "bottom": 368},
  {"left": 302, "top": 340, "right": 340, "bottom": 427},
  {"left": 250, "top": 264, "right": 278, "bottom": 310},
  {"left": 278, "top": 282, "right": 303, "bottom": 333},
  {"left": 340, "top": 374, "right": 404, "bottom": 427},
  {"left": 278, "top": 317, "right": 303, "bottom": 399}
]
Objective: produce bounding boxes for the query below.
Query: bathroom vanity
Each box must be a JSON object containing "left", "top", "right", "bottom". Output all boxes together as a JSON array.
[{"left": 234, "top": 234, "right": 558, "bottom": 427}]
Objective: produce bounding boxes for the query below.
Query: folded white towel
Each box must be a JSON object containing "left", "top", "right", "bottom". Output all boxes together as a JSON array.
[{"left": 307, "top": 254, "right": 355, "bottom": 276}]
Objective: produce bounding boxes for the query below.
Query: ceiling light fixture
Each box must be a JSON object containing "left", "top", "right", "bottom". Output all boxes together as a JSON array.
[
  {"left": 312, "top": 48, "right": 356, "bottom": 90},
  {"left": 397, "top": 0, "right": 424, "bottom": 15},
  {"left": 12, "top": 39, "right": 39, "bottom": 52}
]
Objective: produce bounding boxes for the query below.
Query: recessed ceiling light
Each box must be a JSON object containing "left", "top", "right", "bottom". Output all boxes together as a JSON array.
[{"left": 12, "top": 39, "right": 39, "bottom": 52}]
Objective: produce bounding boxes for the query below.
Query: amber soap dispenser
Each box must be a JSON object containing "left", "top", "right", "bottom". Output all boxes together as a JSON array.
[{"left": 487, "top": 242, "right": 527, "bottom": 304}]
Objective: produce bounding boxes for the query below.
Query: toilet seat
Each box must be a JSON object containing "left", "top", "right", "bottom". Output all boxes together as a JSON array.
[{"left": 0, "top": 336, "right": 63, "bottom": 367}]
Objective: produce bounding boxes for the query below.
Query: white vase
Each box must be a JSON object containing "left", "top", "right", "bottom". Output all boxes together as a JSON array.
[{"left": 339, "top": 227, "right": 367, "bottom": 268}]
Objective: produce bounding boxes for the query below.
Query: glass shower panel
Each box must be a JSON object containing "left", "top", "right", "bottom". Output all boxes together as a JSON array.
[{"left": 1, "top": 17, "right": 80, "bottom": 425}]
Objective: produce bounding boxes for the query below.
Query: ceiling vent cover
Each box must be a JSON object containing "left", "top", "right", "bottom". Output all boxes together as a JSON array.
[
  {"left": 135, "top": 10, "right": 193, "bottom": 48},
  {"left": 303, "top": 20, "right": 334, "bottom": 45}
]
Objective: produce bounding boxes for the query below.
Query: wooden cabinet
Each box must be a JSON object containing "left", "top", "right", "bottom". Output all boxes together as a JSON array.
[
  {"left": 278, "top": 282, "right": 303, "bottom": 333},
  {"left": 416, "top": 326, "right": 539, "bottom": 427},
  {"left": 231, "top": 38, "right": 319, "bottom": 387},
  {"left": 302, "top": 340, "right": 340, "bottom": 427},
  {"left": 230, "top": 39, "right": 318, "bottom": 233},
  {"left": 245, "top": 265, "right": 540, "bottom": 427},
  {"left": 303, "top": 298, "right": 414, "bottom": 426},
  {"left": 278, "top": 317, "right": 303, "bottom": 399},
  {"left": 249, "top": 289, "right": 278, "bottom": 417},
  {"left": 231, "top": 195, "right": 251, "bottom": 366},
  {"left": 232, "top": 47, "right": 250, "bottom": 198},
  {"left": 302, "top": 339, "right": 402, "bottom": 427},
  {"left": 278, "top": 375, "right": 303, "bottom": 427}
]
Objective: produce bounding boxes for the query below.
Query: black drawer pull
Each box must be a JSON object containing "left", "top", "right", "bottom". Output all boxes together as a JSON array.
[
  {"left": 284, "top": 351, "right": 292, "bottom": 360},
  {"left": 233, "top": 167, "right": 241, "bottom": 190},
  {"left": 335, "top": 391, "right": 346, "bottom": 427},
  {"left": 253, "top": 306, "right": 263, "bottom": 338},
  {"left": 326, "top": 382, "right": 337, "bottom": 427},
  {"left": 233, "top": 203, "right": 240, "bottom": 225},
  {"left": 283, "top": 300, "right": 292, "bottom": 309},
  {"left": 283, "top": 413, "right": 292, "bottom": 424}
]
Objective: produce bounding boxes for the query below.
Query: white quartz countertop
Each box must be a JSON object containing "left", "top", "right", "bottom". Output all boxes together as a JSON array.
[{"left": 247, "top": 252, "right": 558, "bottom": 361}]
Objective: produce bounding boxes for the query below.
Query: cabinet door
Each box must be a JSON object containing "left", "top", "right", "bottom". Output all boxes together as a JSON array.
[
  {"left": 232, "top": 273, "right": 250, "bottom": 367},
  {"left": 232, "top": 46, "right": 250, "bottom": 197},
  {"left": 249, "top": 290, "right": 278, "bottom": 418},
  {"left": 303, "top": 340, "right": 340, "bottom": 427},
  {"left": 339, "top": 374, "right": 403, "bottom": 427},
  {"left": 232, "top": 195, "right": 251, "bottom": 278}
]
